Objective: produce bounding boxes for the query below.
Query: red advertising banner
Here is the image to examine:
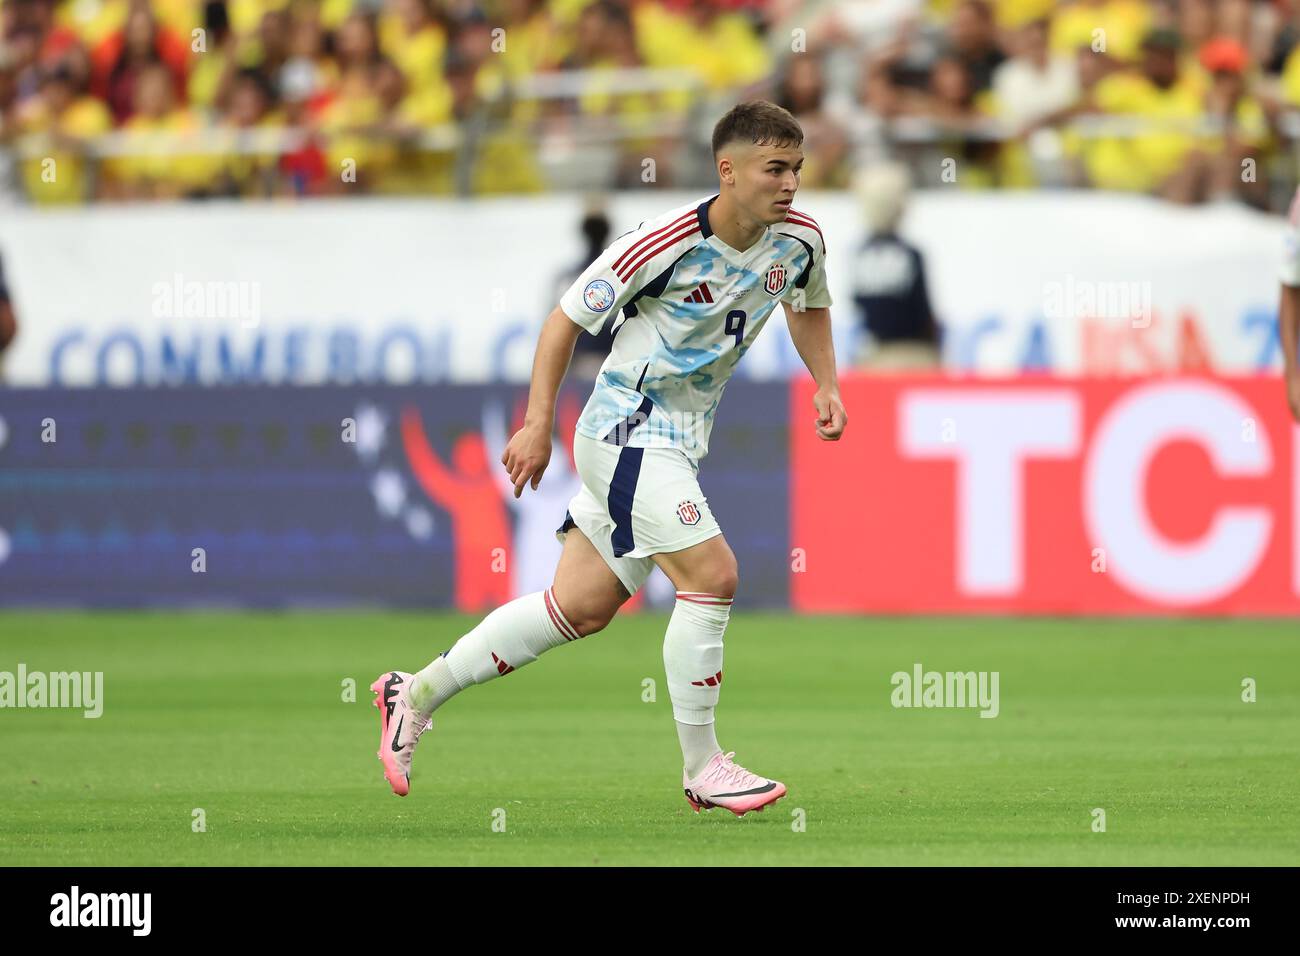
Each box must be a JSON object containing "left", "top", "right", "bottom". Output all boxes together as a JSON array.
[{"left": 791, "top": 375, "right": 1300, "bottom": 614}]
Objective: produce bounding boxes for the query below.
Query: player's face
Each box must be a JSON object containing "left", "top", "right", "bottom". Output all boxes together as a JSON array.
[{"left": 728, "top": 141, "right": 803, "bottom": 225}]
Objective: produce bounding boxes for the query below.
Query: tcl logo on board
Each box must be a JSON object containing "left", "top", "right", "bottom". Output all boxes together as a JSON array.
[{"left": 792, "top": 376, "right": 1298, "bottom": 614}]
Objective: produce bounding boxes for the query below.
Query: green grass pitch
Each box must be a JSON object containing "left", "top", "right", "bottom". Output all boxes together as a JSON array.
[{"left": 1, "top": 612, "right": 1297, "bottom": 866}]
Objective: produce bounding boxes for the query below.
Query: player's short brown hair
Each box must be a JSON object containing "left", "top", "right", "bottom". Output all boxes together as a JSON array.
[{"left": 711, "top": 100, "right": 803, "bottom": 157}]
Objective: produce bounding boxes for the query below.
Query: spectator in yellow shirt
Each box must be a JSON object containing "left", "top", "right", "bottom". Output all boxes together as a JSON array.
[
  {"left": 1079, "top": 29, "right": 1206, "bottom": 199},
  {"left": 108, "top": 61, "right": 216, "bottom": 199},
  {"left": 378, "top": 0, "right": 448, "bottom": 95},
  {"left": 1188, "top": 37, "right": 1274, "bottom": 207},
  {"left": 1051, "top": 0, "right": 1150, "bottom": 65},
  {"left": 18, "top": 64, "right": 113, "bottom": 203},
  {"left": 633, "top": 0, "right": 770, "bottom": 97},
  {"left": 213, "top": 67, "right": 283, "bottom": 196}
]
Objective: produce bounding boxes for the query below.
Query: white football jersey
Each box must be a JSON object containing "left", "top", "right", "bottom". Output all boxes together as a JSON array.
[{"left": 559, "top": 193, "right": 831, "bottom": 460}]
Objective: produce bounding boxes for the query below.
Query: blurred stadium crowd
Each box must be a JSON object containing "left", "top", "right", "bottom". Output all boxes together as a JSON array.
[{"left": 2, "top": 0, "right": 1300, "bottom": 207}]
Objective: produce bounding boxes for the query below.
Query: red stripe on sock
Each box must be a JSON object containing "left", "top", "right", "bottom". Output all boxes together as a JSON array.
[
  {"left": 676, "top": 592, "right": 733, "bottom": 606},
  {"left": 545, "top": 589, "right": 581, "bottom": 641}
]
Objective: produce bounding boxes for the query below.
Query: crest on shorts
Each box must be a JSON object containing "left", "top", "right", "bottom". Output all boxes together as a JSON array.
[
  {"left": 763, "top": 262, "right": 787, "bottom": 296},
  {"left": 677, "top": 500, "right": 701, "bottom": 526}
]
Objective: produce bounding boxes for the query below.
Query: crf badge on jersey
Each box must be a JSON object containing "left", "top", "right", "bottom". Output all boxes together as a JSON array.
[
  {"left": 677, "top": 500, "right": 701, "bottom": 526},
  {"left": 584, "top": 279, "right": 616, "bottom": 312},
  {"left": 764, "top": 263, "right": 787, "bottom": 296}
]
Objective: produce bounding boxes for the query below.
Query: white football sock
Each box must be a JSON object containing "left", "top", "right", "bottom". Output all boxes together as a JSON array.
[
  {"left": 677, "top": 720, "right": 723, "bottom": 779},
  {"left": 408, "top": 588, "right": 580, "bottom": 717},
  {"left": 663, "top": 591, "right": 732, "bottom": 728}
]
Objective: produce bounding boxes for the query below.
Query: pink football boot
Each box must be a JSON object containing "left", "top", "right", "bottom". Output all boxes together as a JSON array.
[
  {"left": 683, "top": 751, "right": 787, "bottom": 816},
  {"left": 370, "top": 671, "right": 431, "bottom": 797}
]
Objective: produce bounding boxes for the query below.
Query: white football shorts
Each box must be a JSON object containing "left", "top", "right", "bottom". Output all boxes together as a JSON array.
[{"left": 555, "top": 431, "right": 721, "bottom": 595}]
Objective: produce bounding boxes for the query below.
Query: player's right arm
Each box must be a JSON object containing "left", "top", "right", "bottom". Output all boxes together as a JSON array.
[
  {"left": 501, "top": 304, "right": 584, "bottom": 498},
  {"left": 503, "top": 208, "right": 701, "bottom": 495},
  {"left": 1280, "top": 187, "right": 1300, "bottom": 422},
  {"left": 501, "top": 214, "right": 686, "bottom": 495}
]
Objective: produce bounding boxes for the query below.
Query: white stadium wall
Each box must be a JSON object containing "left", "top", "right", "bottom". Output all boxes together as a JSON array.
[{"left": 0, "top": 190, "right": 1286, "bottom": 386}]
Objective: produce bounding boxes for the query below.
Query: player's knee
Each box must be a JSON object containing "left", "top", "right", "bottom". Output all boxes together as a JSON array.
[
  {"left": 569, "top": 603, "right": 617, "bottom": 638},
  {"left": 693, "top": 560, "right": 738, "bottom": 600},
  {"left": 714, "top": 566, "right": 739, "bottom": 600}
]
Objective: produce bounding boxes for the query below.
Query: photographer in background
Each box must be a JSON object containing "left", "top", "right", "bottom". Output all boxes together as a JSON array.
[
  {"left": 553, "top": 197, "right": 618, "bottom": 383},
  {"left": 850, "top": 163, "right": 941, "bottom": 371}
]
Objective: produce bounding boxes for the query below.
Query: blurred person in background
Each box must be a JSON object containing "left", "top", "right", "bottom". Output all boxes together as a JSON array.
[
  {"left": 947, "top": 0, "right": 1005, "bottom": 93},
  {"left": 1050, "top": 0, "right": 1151, "bottom": 65},
  {"left": 564, "top": 1, "right": 677, "bottom": 187},
  {"left": 275, "top": 52, "right": 329, "bottom": 196},
  {"left": 106, "top": 59, "right": 207, "bottom": 199},
  {"left": 773, "top": 52, "right": 851, "bottom": 188},
  {"left": 93, "top": 0, "right": 188, "bottom": 124},
  {"left": 850, "top": 162, "right": 941, "bottom": 370},
  {"left": 379, "top": 0, "right": 449, "bottom": 95},
  {"left": 15, "top": 61, "right": 111, "bottom": 202},
  {"left": 916, "top": 53, "right": 1000, "bottom": 184},
  {"left": 0, "top": 41, "right": 19, "bottom": 197},
  {"left": 991, "top": 15, "right": 1080, "bottom": 185},
  {"left": 993, "top": 15, "right": 1080, "bottom": 132},
  {"left": 1189, "top": 35, "right": 1273, "bottom": 207},
  {"left": 319, "top": 15, "right": 391, "bottom": 194},
  {"left": 633, "top": 0, "right": 771, "bottom": 101},
  {"left": 447, "top": 16, "right": 545, "bottom": 194},
  {"left": 865, "top": 26, "right": 1001, "bottom": 186},
  {"left": 2, "top": 23, "right": 43, "bottom": 112},
  {"left": 1078, "top": 27, "right": 1207, "bottom": 201},
  {"left": 243, "top": 6, "right": 292, "bottom": 96},
  {"left": 495, "top": 0, "right": 568, "bottom": 80},
  {"left": 552, "top": 197, "right": 617, "bottom": 383},
  {"left": 212, "top": 66, "right": 280, "bottom": 196},
  {"left": 187, "top": 1, "right": 234, "bottom": 116}
]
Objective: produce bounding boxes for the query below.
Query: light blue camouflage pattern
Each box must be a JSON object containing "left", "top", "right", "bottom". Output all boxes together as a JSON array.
[{"left": 559, "top": 194, "right": 832, "bottom": 461}]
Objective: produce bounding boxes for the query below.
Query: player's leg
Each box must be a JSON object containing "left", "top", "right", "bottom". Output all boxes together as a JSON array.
[
  {"left": 651, "top": 535, "right": 736, "bottom": 777},
  {"left": 370, "top": 524, "right": 635, "bottom": 797},
  {"left": 648, "top": 513, "right": 786, "bottom": 816},
  {"left": 405, "top": 527, "right": 627, "bottom": 717},
  {"left": 550, "top": 523, "right": 633, "bottom": 637}
]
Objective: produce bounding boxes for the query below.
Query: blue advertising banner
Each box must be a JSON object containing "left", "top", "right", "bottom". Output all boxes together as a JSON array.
[{"left": 0, "top": 384, "right": 790, "bottom": 609}]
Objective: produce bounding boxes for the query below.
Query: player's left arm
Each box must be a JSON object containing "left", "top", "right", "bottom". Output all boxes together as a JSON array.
[
  {"left": 782, "top": 224, "right": 845, "bottom": 441},
  {"left": 785, "top": 303, "right": 846, "bottom": 441}
]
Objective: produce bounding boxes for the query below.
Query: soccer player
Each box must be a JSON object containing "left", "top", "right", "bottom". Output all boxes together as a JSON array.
[{"left": 371, "top": 101, "right": 847, "bottom": 815}]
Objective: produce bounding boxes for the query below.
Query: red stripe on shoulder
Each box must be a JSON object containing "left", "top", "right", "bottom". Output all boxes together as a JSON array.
[
  {"left": 612, "top": 210, "right": 696, "bottom": 276},
  {"left": 785, "top": 209, "right": 824, "bottom": 247},
  {"left": 616, "top": 223, "right": 701, "bottom": 282}
]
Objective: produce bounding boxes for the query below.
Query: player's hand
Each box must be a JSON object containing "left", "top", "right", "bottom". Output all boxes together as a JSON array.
[
  {"left": 1288, "top": 373, "right": 1300, "bottom": 423},
  {"left": 501, "top": 421, "right": 552, "bottom": 498},
  {"left": 813, "top": 388, "right": 847, "bottom": 441}
]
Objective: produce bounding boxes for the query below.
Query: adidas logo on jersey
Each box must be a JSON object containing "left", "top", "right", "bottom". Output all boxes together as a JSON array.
[{"left": 683, "top": 283, "right": 713, "bottom": 304}]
